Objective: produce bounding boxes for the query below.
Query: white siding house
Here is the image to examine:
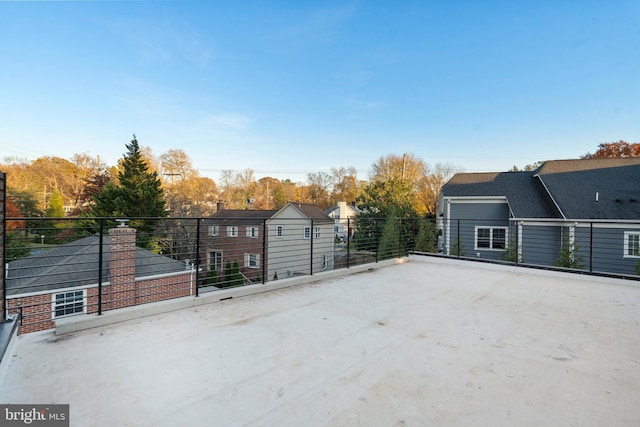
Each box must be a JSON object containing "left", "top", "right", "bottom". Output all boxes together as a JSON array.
[{"left": 266, "top": 203, "right": 335, "bottom": 280}]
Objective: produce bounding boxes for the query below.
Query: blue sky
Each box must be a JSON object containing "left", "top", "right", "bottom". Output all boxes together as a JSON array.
[{"left": 1, "top": 1, "right": 639, "bottom": 182}]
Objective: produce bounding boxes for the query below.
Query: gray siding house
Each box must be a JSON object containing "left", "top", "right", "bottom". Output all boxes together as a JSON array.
[{"left": 439, "top": 158, "right": 640, "bottom": 275}]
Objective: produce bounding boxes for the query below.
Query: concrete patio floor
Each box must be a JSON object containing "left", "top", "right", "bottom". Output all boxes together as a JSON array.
[{"left": 1, "top": 256, "right": 639, "bottom": 426}]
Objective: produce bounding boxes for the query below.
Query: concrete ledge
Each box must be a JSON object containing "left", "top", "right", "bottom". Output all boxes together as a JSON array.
[{"left": 56, "top": 258, "right": 406, "bottom": 335}]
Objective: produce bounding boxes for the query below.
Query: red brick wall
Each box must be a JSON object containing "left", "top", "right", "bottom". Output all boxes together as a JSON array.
[
  {"left": 7, "top": 272, "right": 195, "bottom": 334},
  {"left": 7, "top": 294, "right": 54, "bottom": 334},
  {"left": 106, "top": 226, "right": 136, "bottom": 310}
]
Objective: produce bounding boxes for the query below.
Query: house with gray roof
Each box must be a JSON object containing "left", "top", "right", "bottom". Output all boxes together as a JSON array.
[
  {"left": 439, "top": 158, "right": 640, "bottom": 275},
  {"left": 6, "top": 224, "right": 196, "bottom": 333}
]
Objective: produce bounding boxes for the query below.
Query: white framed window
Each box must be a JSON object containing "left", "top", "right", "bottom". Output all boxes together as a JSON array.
[
  {"left": 475, "top": 226, "right": 507, "bottom": 250},
  {"left": 304, "top": 226, "right": 311, "bottom": 239},
  {"left": 227, "top": 226, "right": 238, "bottom": 237},
  {"left": 245, "top": 253, "right": 260, "bottom": 268},
  {"left": 624, "top": 231, "right": 640, "bottom": 258},
  {"left": 209, "top": 250, "right": 223, "bottom": 270},
  {"left": 246, "top": 226, "right": 259, "bottom": 238},
  {"left": 315, "top": 226, "right": 321, "bottom": 238},
  {"left": 322, "top": 254, "right": 329, "bottom": 270},
  {"left": 276, "top": 225, "right": 284, "bottom": 238},
  {"left": 208, "top": 225, "right": 219, "bottom": 236},
  {"left": 53, "top": 290, "right": 85, "bottom": 318}
]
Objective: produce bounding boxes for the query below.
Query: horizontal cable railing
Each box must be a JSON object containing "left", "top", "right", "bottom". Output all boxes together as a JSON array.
[{"left": 4, "top": 216, "right": 639, "bottom": 333}]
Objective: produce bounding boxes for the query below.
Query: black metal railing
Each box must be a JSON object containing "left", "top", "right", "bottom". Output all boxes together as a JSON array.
[
  {"left": 437, "top": 218, "right": 640, "bottom": 279},
  {"left": 4, "top": 215, "right": 639, "bottom": 333}
]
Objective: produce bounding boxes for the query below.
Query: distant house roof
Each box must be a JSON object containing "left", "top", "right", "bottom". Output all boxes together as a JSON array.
[
  {"left": 279, "top": 203, "right": 334, "bottom": 223},
  {"left": 324, "top": 201, "right": 360, "bottom": 218},
  {"left": 206, "top": 209, "right": 278, "bottom": 225},
  {"left": 442, "top": 158, "right": 640, "bottom": 220},
  {"left": 6, "top": 234, "right": 188, "bottom": 296},
  {"left": 206, "top": 203, "right": 333, "bottom": 223}
]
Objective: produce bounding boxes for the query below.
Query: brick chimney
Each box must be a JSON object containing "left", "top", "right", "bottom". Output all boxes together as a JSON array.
[
  {"left": 108, "top": 224, "right": 137, "bottom": 309},
  {"left": 216, "top": 201, "right": 225, "bottom": 212}
]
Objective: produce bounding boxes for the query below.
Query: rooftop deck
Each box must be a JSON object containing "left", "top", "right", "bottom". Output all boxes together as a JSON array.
[{"left": 1, "top": 256, "right": 639, "bottom": 426}]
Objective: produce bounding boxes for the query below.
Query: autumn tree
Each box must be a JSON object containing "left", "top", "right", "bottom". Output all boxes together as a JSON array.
[
  {"left": 69, "top": 169, "right": 112, "bottom": 216},
  {"left": 417, "top": 162, "right": 461, "bottom": 217},
  {"left": 354, "top": 153, "right": 427, "bottom": 253},
  {"left": 581, "top": 141, "right": 640, "bottom": 158},
  {"left": 306, "top": 171, "right": 332, "bottom": 209},
  {"left": 159, "top": 149, "right": 196, "bottom": 183},
  {"left": 358, "top": 153, "right": 426, "bottom": 218},
  {"left": 5, "top": 196, "right": 31, "bottom": 261},
  {"left": 256, "top": 177, "right": 286, "bottom": 209},
  {"left": 159, "top": 149, "right": 218, "bottom": 216},
  {"left": 329, "top": 166, "right": 361, "bottom": 206}
]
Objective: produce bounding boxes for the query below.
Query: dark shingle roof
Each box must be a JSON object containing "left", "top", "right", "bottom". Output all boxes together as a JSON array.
[
  {"left": 442, "top": 158, "right": 640, "bottom": 220},
  {"left": 442, "top": 171, "right": 559, "bottom": 218},
  {"left": 535, "top": 158, "right": 640, "bottom": 219},
  {"left": 6, "top": 234, "right": 188, "bottom": 296},
  {"left": 206, "top": 209, "right": 278, "bottom": 225}
]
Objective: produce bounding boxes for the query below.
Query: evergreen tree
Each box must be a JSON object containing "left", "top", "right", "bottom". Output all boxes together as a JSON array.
[
  {"left": 5, "top": 231, "right": 31, "bottom": 261},
  {"left": 92, "top": 136, "right": 167, "bottom": 248},
  {"left": 378, "top": 216, "right": 401, "bottom": 259},
  {"left": 231, "top": 260, "right": 243, "bottom": 286},
  {"left": 222, "top": 260, "right": 233, "bottom": 288},
  {"left": 45, "top": 188, "right": 65, "bottom": 218},
  {"left": 555, "top": 230, "right": 584, "bottom": 269},
  {"left": 414, "top": 218, "right": 437, "bottom": 253},
  {"left": 93, "top": 136, "right": 166, "bottom": 219}
]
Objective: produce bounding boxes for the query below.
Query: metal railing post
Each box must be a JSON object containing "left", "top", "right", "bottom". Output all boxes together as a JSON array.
[
  {"left": 347, "top": 218, "right": 351, "bottom": 269},
  {"left": 515, "top": 220, "right": 519, "bottom": 266},
  {"left": 195, "top": 218, "right": 201, "bottom": 297},
  {"left": 262, "top": 219, "right": 267, "bottom": 283},
  {"left": 98, "top": 219, "right": 104, "bottom": 315},
  {"left": 589, "top": 222, "right": 593, "bottom": 273},
  {"left": 310, "top": 219, "right": 314, "bottom": 275},
  {"left": 457, "top": 219, "right": 461, "bottom": 259}
]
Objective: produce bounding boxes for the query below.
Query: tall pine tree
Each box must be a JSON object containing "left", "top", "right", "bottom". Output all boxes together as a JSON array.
[
  {"left": 93, "top": 135, "right": 166, "bottom": 218},
  {"left": 92, "top": 136, "right": 167, "bottom": 248}
]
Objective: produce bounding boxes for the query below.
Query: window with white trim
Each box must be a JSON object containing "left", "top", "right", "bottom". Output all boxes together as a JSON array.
[
  {"left": 315, "top": 226, "right": 321, "bottom": 238},
  {"left": 209, "top": 250, "right": 223, "bottom": 270},
  {"left": 53, "top": 290, "right": 85, "bottom": 318},
  {"left": 276, "top": 225, "right": 284, "bottom": 237},
  {"left": 475, "top": 226, "right": 507, "bottom": 250},
  {"left": 245, "top": 253, "right": 260, "bottom": 268},
  {"left": 246, "top": 226, "right": 259, "bottom": 238},
  {"left": 227, "top": 226, "right": 238, "bottom": 237},
  {"left": 624, "top": 231, "right": 640, "bottom": 258},
  {"left": 304, "top": 226, "right": 311, "bottom": 239},
  {"left": 322, "top": 254, "right": 329, "bottom": 270},
  {"left": 208, "top": 225, "right": 219, "bottom": 236}
]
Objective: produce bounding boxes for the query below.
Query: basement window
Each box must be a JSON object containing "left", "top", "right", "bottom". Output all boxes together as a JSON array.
[{"left": 53, "top": 290, "right": 86, "bottom": 318}]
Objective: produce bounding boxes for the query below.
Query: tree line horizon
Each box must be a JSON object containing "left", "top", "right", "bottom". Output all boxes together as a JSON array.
[{"left": 2, "top": 137, "right": 638, "bottom": 222}]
